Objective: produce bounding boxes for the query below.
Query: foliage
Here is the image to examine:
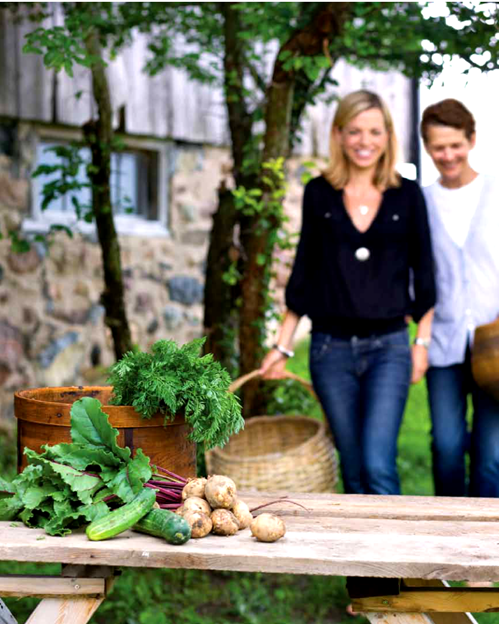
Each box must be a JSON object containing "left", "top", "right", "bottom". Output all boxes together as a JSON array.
[
  {"left": 0, "top": 397, "right": 152, "bottom": 535},
  {"left": 225, "top": 157, "right": 296, "bottom": 338},
  {"left": 107, "top": 338, "right": 244, "bottom": 450},
  {"left": 0, "top": 424, "right": 16, "bottom": 481}
]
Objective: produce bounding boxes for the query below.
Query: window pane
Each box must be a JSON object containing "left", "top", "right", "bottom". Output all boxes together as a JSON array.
[
  {"left": 66, "top": 146, "right": 91, "bottom": 216},
  {"left": 111, "top": 152, "right": 139, "bottom": 215},
  {"left": 34, "top": 142, "right": 144, "bottom": 218},
  {"left": 35, "top": 143, "right": 65, "bottom": 212}
]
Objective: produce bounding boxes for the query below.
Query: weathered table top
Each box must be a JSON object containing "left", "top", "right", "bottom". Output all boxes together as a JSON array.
[{"left": 2, "top": 492, "right": 499, "bottom": 582}]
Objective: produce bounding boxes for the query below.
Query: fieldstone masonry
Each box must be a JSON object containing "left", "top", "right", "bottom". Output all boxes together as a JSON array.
[{"left": 0, "top": 119, "right": 311, "bottom": 423}]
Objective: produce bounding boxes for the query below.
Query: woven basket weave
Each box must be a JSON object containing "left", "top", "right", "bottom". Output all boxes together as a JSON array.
[{"left": 205, "top": 369, "right": 339, "bottom": 493}]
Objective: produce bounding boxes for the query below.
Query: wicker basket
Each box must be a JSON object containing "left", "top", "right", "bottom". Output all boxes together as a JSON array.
[{"left": 205, "top": 369, "right": 339, "bottom": 493}]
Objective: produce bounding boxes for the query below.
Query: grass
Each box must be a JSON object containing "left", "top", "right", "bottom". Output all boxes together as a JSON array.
[{"left": 0, "top": 336, "right": 497, "bottom": 623}]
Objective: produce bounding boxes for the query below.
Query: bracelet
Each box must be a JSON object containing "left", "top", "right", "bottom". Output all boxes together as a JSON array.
[
  {"left": 414, "top": 337, "right": 431, "bottom": 348},
  {"left": 273, "top": 343, "right": 295, "bottom": 358}
]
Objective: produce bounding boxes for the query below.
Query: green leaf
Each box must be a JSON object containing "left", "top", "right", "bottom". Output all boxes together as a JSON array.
[
  {"left": 0, "top": 477, "right": 16, "bottom": 494},
  {"left": 49, "top": 224, "right": 74, "bottom": 238},
  {"left": 23, "top": 450, "right": 103, "bottom": 505},
  {"left": 43, "top": 442, "right": 122, "bottom": 471},
  {"left": 101, "top": 449, "right": 151, "bottom": 503},
  {"left": 0, "top": 495, "right": 24, "bottom": 521},
  {"left": 70, "top": 397, "right": 131, "bottom": 463},
  {"left": 22, "top": 44, "right": 43, "bottom": 55}
]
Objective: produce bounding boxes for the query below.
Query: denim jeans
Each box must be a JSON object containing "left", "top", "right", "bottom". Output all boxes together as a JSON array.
[
  {"left": 426, "top": 347, "right": 499, "bottom": 497},
  {"left": 309, "top": 328, "right": 411, "bottom": 495}
]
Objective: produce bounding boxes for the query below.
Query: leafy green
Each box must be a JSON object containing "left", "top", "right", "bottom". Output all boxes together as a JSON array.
[
  {"left": 0, "top": 398, "right": 152, "bottom": 536},
  {"left": 70, "top": 396, "right": 131, "bottom": 463},
  {"left": 107, "top": 338, "right": 244, "bottom": 450}
]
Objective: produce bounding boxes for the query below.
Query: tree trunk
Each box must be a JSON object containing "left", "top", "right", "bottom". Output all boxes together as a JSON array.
[
  {"left": 238, "top": 2, "right": 350, "bottom": 415},
  {"left": 203, "top": 2, "right": 255, "bottom": 369},
  {"left": 83, "top": 29, "right": 132, "bottom": 361},
  {"left": 203, "top": 184, "right": 239, "bottom": 373}
]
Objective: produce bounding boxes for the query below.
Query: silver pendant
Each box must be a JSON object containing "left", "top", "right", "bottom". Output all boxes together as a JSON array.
[
  {"left": 359, "top": 205, "right": 369, "bottom": 216},
  {"left": 355, "top": 247, "right": 370, "bottom": 261}
]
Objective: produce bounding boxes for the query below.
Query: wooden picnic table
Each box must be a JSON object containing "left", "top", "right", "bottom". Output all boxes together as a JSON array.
[{"left": 2, "top": 491, "right": 499, "bottom": 623}]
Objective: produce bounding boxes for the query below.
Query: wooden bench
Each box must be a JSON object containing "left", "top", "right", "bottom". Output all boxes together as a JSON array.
[{"left": 2, "top": 492, "right": 499, "bottom": 623}]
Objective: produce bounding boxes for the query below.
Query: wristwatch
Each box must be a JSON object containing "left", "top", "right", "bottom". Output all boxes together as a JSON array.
[
  {"left": 414, "top": 337, "right": 431, "bottom": 348},
  {"left": 273, "top": 343, "right": 295, "bottom": 358}
]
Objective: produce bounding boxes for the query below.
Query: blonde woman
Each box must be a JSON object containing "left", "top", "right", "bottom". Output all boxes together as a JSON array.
[{"left": 260, "top": 90, "right": 435, "bottom": 495}]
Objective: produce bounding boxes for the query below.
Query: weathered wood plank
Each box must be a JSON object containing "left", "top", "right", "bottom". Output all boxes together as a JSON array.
[
  {"left": 25, "top": 596, "right": 105, "bottom": 624},
  {"left": 0, "top": 575, "right": 105, "bottom": 598},
  {"left": 259, "top": 516, "right": 499, "bottom": 537},
  {"left": 403, "top": 579, "right": 478, "bottom": 624},
  {"left": 244, "top": 492, "right": 499, "bottom": 522},
  {"left": 365, "top": 614, "right": 435, "bottom": 624},
  {"left": 3, "top": 515, "right": 499, "bottom": 581},
  {"left": 354, "top": 588, "right": 499, "bottom": 613}
]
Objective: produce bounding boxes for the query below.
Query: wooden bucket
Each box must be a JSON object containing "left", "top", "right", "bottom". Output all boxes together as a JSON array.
[
  {"left": 472, "top": 319, "right": 499, "bottom": 401},
  {"left": 14, "top": 386, "right": 197, "bottom": 477}
]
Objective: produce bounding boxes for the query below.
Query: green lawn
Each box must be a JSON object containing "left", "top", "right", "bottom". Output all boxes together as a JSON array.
[{"left": 0, "top": 337, "right": 497, "bottom": 624}]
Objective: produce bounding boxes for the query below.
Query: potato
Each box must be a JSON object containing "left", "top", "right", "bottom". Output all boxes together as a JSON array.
[
  {"left": 250, "top": 513, "right": 286, "bottom": 542},
  {"left": 204, "top": 475, "right": 237, "bottom": 509},
  {"left": 182, "top": 477, "right": 208, "bottom": 501},
  {"left": 175, "top": 505, "right": 185, "bottom": 516},
  {"left": 211, "top": 509, "right": 239, "bottom": 536},
  {"left": 182, "top": 509, "right": 213, "bottom": 538},
  {"left": 182, "top": 496, "right": 212, "bottom": 516},
  {"left": 231, "top": 498, "right": 253, "bottom": 530}
]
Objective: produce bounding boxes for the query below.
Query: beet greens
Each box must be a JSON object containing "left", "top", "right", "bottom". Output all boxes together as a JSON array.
[{"left": 0, "top": 397, "right": 186, "bottom": 535}]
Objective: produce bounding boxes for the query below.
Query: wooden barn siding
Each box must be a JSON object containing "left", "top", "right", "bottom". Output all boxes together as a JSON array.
[{"left": 0, "top": 10, "right": 411, "bottom": 159}]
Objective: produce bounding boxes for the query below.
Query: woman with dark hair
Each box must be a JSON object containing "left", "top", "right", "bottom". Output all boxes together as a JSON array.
[
  {"left": 421, "top": 98, "right": 499, "bottom": 497},
  {"left": 260, "top": 90, "right": 436, "bottom": 496}
]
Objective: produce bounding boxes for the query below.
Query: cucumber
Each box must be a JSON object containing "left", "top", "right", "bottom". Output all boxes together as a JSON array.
[
  {"left": 133, "top": 508, "right": 191, "bottom": 545},
  {"left": 86, "top": 488, "right": 156, "bottom": 541}
]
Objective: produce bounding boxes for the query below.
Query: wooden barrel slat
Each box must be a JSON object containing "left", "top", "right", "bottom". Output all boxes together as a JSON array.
[{"left": 14, "top": 386, "right": 196, "bottom": 477}]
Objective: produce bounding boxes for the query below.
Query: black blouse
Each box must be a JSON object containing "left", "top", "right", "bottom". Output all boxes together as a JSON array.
[{"left": 285, "top": 175, "right": 436, "bottom": 337}]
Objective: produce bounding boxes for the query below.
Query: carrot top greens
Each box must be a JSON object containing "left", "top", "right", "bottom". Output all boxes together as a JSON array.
[{"left": 107, "top": 337, "right": 244, "bottom": 450}]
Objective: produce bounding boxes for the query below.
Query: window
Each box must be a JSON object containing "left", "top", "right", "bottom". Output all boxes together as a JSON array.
[{"left": 25, "top": 126, "right": 170, "bottom": 237}]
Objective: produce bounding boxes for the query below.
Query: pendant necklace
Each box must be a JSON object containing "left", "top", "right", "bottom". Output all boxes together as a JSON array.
[{"left": 359, "top": 205, "right": 369, "bottom": 216}]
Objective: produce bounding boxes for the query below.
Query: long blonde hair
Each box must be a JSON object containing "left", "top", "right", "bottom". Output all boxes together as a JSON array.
[{"left": 323, "top": 90, "right": 400, "bottom": 190}]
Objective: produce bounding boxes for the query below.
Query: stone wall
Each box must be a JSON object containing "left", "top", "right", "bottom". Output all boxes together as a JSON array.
[
  {"left": 0, "top": 118, "right": 315, "bottom": 423},
  {"left": 0, "top": 120, "right": 227, "bottom": 421}
]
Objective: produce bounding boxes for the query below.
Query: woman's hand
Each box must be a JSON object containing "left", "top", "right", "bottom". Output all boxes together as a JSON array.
[
  {"left": 259, "top": 348, "right": 288, "bottom": 379},
  {"left": 411, "top": 344, "right": 429, "bottom": 384}
]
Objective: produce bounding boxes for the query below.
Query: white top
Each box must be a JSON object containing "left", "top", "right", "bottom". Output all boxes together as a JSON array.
[
  {"left": 423, "top": 174, "right": 499, "bottom": 366},
  {"left": 426, "top": 174, "right": 484, "bottom": 248}
]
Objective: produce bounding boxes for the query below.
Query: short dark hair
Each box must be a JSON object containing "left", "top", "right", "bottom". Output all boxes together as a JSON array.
[{"left": 420, "top": 99, "right": 475, "bottom": 143}]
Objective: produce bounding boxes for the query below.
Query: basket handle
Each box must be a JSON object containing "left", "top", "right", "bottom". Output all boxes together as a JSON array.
[{"left": 229, "top": 369, "right": 318, "bottom": 401}]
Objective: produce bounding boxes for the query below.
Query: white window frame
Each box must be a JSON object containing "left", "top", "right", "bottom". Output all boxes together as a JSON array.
[{"left": 23, "top": 124, "right": 171, "bottom": 238}]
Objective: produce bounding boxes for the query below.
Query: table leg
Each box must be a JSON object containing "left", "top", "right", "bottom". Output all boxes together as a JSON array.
[
  {"left": 23, "top": 564, "right": 116, "bottom": 624},
  {"left": 359, "top": 580, "right": 478, "bottom": 624},
  {"left": 403, "top": 579, "right": 478, "bottom": 624},
  {"left": 25, "top": 596, "right": 105, "bottom": 624}
]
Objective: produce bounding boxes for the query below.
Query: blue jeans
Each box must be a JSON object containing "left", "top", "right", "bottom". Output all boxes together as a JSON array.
[
  {"left": 426, "top": 348, "right": 499, "bottom": 497},
  {"left": 309, "top": 329, "right": 411, "bottom": 495}
]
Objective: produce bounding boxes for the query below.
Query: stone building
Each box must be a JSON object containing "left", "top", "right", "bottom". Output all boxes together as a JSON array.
[{"left": 0, "top": 10, "right": 414, "bottom": 420}]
